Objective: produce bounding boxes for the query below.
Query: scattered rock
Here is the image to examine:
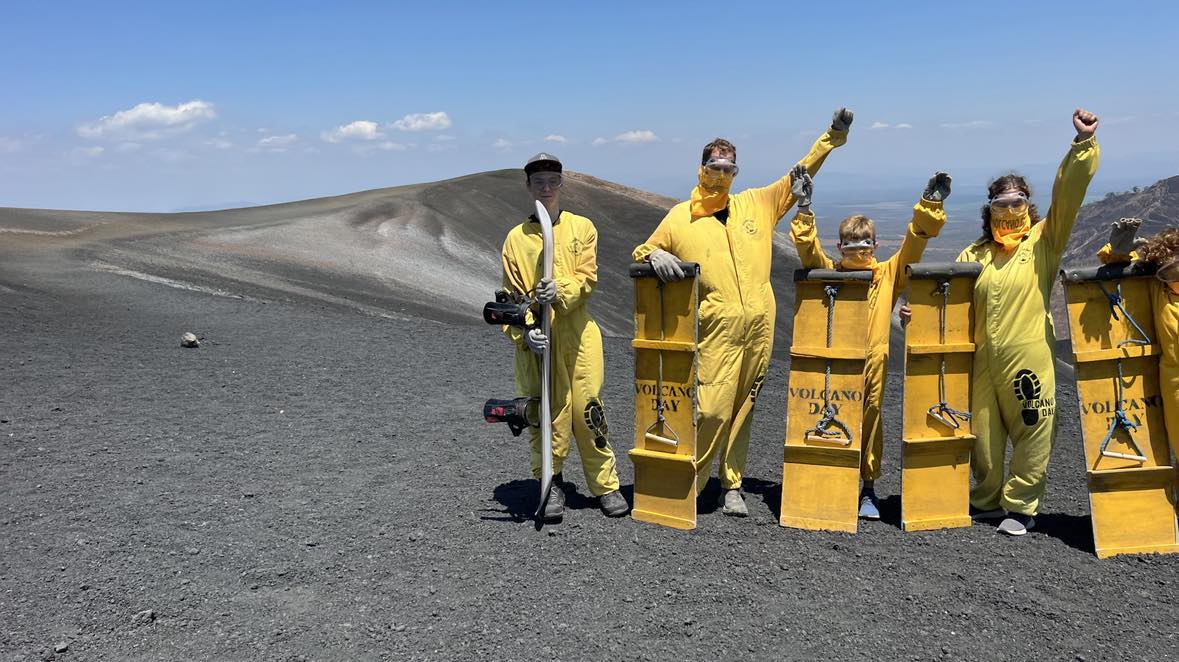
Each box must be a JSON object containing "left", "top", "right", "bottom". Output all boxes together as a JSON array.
[
  {"left": 180, "top": 332, "right": 200, "bottom": 348},
  {"left": 54, "top": 643, "right": 68, "bottom": 654},
  {"left": 132, "top": 609, "right": 156, "bottom": 625}
]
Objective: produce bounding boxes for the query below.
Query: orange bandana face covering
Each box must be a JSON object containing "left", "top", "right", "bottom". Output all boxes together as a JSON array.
[
  {"left": 990, "top": 206, "right": 1032, "bottom": 250},
  {"left": 690, "top": 166, "right": 734, "bottom": 218}
]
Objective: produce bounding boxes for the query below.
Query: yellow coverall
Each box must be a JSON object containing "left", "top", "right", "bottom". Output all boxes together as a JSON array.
[
  {"left": 790, "top": 198, "right": 947, "bottom": 481},
  {"left": 1097, "top": 245, "right": 1179, "bottom": 461},
  {"left": 957, "top": 136, "right": 1100, "bottom": 516},
  {"left": 501, "top": 211, "right": 620, "bottom": 496},
  {"left": 632, "top": 128, "right": 848, "bottom": 491}
]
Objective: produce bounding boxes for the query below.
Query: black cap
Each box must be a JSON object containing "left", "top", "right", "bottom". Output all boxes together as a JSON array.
[{"left": 524, "top": 152, "right": 562, "bottom": 177}]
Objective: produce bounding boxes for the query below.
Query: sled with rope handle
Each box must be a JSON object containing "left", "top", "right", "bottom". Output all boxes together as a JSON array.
[
  {"left": 900, "top": 262, "right": 980, "bottom": 532},
  {"left": 629, "top": 260, "right": 701, "bottom": 530},
  {"left": 780, "top": 269, "right": 872, "bottom": 533},
  {"left": 1061, "top": 262, "right": 1179, "bottom": 559}
]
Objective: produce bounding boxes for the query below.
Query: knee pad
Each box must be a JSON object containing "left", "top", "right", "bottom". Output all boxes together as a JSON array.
[{"left": 583, "top": 398, "right": 609, "bottom": 449}]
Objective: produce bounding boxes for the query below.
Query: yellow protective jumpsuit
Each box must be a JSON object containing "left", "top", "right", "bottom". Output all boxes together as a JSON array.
[
  {"left": 501, "top": 211, "right": 621, "bottom": 496},
  {"left": 1097, "top": 245, "right": 1179, "bottom": 461},
  {"left": 632, "top": 128, "right": 848, "bottom": 492},
  {"left": 957, "top": 136, "right": 1100, "bottom": 516},
  {"left": 790, "top": 198, "right": 947, "bottom": 482}
]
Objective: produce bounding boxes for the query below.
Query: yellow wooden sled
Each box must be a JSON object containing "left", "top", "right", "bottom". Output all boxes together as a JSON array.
[
  {"left": 780, "top": 269, "right": 872, "bottom": 533},
  {"left": 1061, "top": 261, "right": 1179, "bottom": 559},
  {"left": 900, "top": 262, "right": 981, "bottom": 532},
  {"left": 629, "top": 261, "right": 701, "bottom": 530}
]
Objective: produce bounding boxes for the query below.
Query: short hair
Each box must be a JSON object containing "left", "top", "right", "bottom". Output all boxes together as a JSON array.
[
  {"left": 838, "top": 215, "right": 876, "bottom": 243},
  {"left": 701, "top": 138, "right": 736, "bottom": 165}
]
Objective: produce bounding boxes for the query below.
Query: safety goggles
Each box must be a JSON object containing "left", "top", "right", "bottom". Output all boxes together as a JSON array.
[
  {"left": 838, "top": 239, "right": 875, "bottom": 252},
  {"left": 1157, "top": 259, "right": 1179, "bottom": 284},
  {"left": 703, "top": 158, "right": 739, "bottom": 176},
  {"left": 988, "top": 192, "right": 1029, "bottom": 211},
  {"left": 529, "top": 174, "right": 563, "bottom": 190}
]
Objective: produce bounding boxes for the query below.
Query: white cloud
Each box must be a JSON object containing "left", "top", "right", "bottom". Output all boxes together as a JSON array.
[
  {"left": 77, "top": 100, "right": 216, "bottom": 140},
  {"left": 257, "top": 133, "right": 299, "bottom": 152},
  {"left": 116, "top": 142, "right": 142, "bottom": 152},
  {"left": 426, "top": 143, "right": 455, "bottom": 152},
  {"left": 939, "top": 120, "right": 994, "bottom": 130},
  {"left": 895, "top": 123, "right": 913, "bottom": 129},
  {"left": 321, "top": 120, "right": 385, "bottom": 143},
  {"left": 73, "top": 146, "right": 105, "bottom": 158},
  {"left": 435, "top": 134, "right": 456, "bottom": 142},
  {"left": 592, "top": 130, "right": 660, "bottom": 146},
  {"left": 0, "top": 136, "right": 24, "bottom": 153},
  {"left": 870, "top": 122, "right": 912, "bottom": 130},
  {"left": 870, "top": 121, "right": 890, "bottom": 130},
  {"left": 492, "top": 138, "right": 513, "bottom": 150},
  {"left": 544, "top": 134, "right": 567, "bottom": 144},
  {"left": 206, "top": 137, "right": 234, "bottom": 149},
  {"left": 391, "top": 111, "right": 452, "bottom": 132},
  {"left": 376, "top": 141, "right": 409, "bottom": 151}
]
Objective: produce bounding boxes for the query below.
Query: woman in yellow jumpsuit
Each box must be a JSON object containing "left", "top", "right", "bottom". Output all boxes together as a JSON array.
[
  {"left": 1096, "top": 219, "right": 1179, "bottom": 464},
  {"left": 957, "top": 109, "right": 1101, "bottom": 536}
]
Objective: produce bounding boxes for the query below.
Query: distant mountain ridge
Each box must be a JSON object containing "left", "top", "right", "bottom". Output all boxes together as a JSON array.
[{"left": 1065, "top": 174, "right": 1179, "bottom": 265}]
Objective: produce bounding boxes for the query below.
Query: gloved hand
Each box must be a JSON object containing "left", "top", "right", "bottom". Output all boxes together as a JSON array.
[
  {"left": 1108, "top": 217, "right": 1143, "bottom": 255},
  {"left": 535, "top": 277, "right": 557, "bottom": 305},
  {"left": 1073, "top": 108, "right": 1099, "bottom": 141},
  {"left": 648, "top": 248, "right": 685, "bottom": 282},
  {"left": 831, "top": 107, "right": 854, "bottom": 132},
  {"left": 525, "top": 327, "right": 549, "bottom": 355},
  {"left": 923, "top": 172, "right": 952, "bottom": 202},
  {"left": 791, "top": 164, "right": 813, "bottom": 210},
  {"left": 898, "top": 303, "right": 912, "bottom": 327}
]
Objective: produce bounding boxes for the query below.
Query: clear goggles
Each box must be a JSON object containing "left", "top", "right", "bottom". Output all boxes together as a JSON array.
[
  {"left": 703, "top": 158, "right": 739, "bottom": 176},
  {"left": 1157, "top": 259, "right": 1179, "bottom": 284},
  {"left": 838, "top": 239, "right": 875, "bottom": 252},
  {"left": 988, "top": 192, "right": 1029, "bottom": 211},
  {"left": 529, "top": 173, "right": 563, "bottom": 190}
]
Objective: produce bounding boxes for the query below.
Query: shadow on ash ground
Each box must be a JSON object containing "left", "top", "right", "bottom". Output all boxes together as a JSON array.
[{"left": 2, "top": 273, "right": 1178, "bottom": 661}]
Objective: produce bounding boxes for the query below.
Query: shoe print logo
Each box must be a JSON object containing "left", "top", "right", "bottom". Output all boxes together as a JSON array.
[
  {"left": 743, "top": 218, "right": 757, "bottom": 236},
  {"left": 584, "top": 398, "right": 609, "bottom": 449},
  {"left": 1013, "top": 369, "right": 1042, "bottom": 426}
]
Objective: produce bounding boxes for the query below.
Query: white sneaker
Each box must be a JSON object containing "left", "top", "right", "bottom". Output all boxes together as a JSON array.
[
  {"left": 996, "top": 513, "right": 1035, "bottom": 536},
  {"left": 719, "top": 489, "right": 748, "bottom": 517}
]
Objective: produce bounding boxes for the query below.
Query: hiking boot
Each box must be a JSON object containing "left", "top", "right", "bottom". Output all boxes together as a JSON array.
[
  {"left": 719, "top": 489, "right": 748, "bottom": 517},
  {"left": 970, "top": 505, "right": 1004, "bottom": 520},
  {"left": 996, "top": 512, "right": 1035, "bottom": 536},
  {"left": 542, "top": 474, "right": 565, "bottom": 522},
  {"left": 598, "top": 490, "right": 629, "bottom": 517},
  {"left": 858, "top": 486, "right": 881, "bottom": 520}
]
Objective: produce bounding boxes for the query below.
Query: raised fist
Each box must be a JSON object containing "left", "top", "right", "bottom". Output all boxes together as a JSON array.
[
  {"left": 1108, "top": 217, "right": 1143, "bottom": 255},
  {"left": 923, "top": 171, "right": 952, "bottom": 202},
  {"left": 831, "top": 107, "right": 854, "bottom": 132},
  {"left": 791, "top": 164, "right": 813, "bottom": 209},
  {"left": 1073, "top": 108, "right": 1099, "bottom": 140}
]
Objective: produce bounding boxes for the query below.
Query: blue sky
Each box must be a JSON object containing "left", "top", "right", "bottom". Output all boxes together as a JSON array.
[{"left": 1, "top": 1, "right": 1178, "bottom": 212}]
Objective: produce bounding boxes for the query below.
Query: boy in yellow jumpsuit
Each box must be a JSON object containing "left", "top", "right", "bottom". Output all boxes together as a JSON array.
[
  {"left": 956, "top": 109, "right": 1100, "bottom": 536},
  {"left": 500, "top": 153, "right": 626, "bottom": 522},
  {"left": 789, "top": 168, "right": 950, "bottom": 519},
  {"left": 1097, "top": 218, "right": 1179, "bottom": 465},
  {"left": 633, "top": 109, "right": 852, "bottom": 517}
]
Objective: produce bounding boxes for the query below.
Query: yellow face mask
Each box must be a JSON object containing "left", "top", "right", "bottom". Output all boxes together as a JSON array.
[
  {"left": 690, "top": 166, "right": 734, "bottom": 218},
  {"left": 990, "top": 205, "right": 1032, "bottom": 250}
]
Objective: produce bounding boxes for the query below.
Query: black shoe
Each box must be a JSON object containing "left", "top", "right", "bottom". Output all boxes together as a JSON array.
[{"left": 598, "top": 490, "right": 629, "bottom": 517}]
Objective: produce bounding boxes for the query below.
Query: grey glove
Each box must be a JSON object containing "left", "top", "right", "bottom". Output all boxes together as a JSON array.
[
  {"left": 648, "top": 248, "right": 685, "bottom": 282},
  {"left": 791, "top": 164, "right": 813, "bottom": 209},
  {"left": 831, "top": 107, "right": 854, "bottom": 132},
  {"left": 535, "top": 277, "right": 557, "bottom": 305},
  {"left": 923, "top": 172, "right": 952, "bottom": 202},
  {"left": 525, "top": 327, "right": 548, "bottom": 355},
  {"left": 1109, "top": 217, "right": 1143, "bottom": 255}
]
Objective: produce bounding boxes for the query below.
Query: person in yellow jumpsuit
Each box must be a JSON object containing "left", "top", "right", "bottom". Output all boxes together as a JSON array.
[
  {"left": 957, "top": 109, "right": 1101, "bottom": 536},
  {"left": 789, "top": 168, "right": 950, "bottom": 519},
  {"left": 632, "top": 109, "right": 852, "bottom": 517},
  {"left": 1096, "top": 218, "right": 1179, "bottom": 465},
  {"left": 501, "top": 153, "right": 626, "bottom": 522}
]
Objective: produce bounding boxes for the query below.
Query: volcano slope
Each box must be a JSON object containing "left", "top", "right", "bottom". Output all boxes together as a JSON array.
[{"left": 2, "top": 176, "right": 1178, "bottom": 661}]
